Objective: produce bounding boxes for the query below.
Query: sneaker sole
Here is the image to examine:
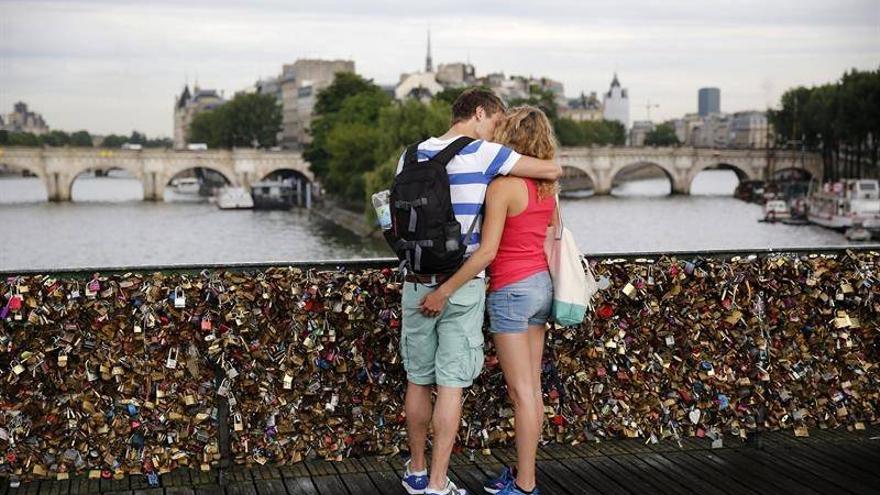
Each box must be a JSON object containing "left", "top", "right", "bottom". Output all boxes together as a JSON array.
[
  {"left": 402, "top": 480, "right": 426, "bottom": 495},
  {"left": 484, "top": 487, "right": 501, "bottom": 494}
]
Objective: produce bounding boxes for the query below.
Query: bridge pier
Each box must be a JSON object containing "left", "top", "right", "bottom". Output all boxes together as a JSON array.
[
  {"left": 142, "top": 172, "right": 164, "bottom": 201},
  {"left": 46, "top": 172, "right": 71, "bottom": 202}
]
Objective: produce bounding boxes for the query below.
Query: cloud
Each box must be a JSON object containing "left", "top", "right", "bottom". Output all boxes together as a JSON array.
[{"left": 1, "top": 0, "right": 877, "bottom": 135}]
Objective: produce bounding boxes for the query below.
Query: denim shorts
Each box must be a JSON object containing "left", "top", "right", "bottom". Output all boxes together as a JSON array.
[{"left": 487, "top": 270, "right": 553, "bottom": 333}]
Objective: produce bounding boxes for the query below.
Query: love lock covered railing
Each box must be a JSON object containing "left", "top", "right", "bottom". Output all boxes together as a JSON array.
[{"left": 0, "top": 245, "right": 878, "bottom": 484}]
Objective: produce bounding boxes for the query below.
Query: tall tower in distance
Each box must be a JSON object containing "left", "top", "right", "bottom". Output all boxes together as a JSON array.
[
  {"left": 425, "top": 29, "right": 433, "bottom": 73},
  {"left": 602, "top": 73, "right": 630, "bottom": 130},
  {"left": 698, "top": 87, "right": 721, "bottom": 116}
]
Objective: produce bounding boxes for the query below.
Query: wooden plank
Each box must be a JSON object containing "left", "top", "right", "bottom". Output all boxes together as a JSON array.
[
  {"left": 660, "top": 451, "right": 758, "bottom": 495},
  {"left": 68, "top": 477, "right": 100, "bottom": 495},
  {"left": 603, "top": 453, "right": 686, "bottom": 494},
  {"left": 684, "top": 451, "right": 776, "bottom": 494},
  {"left": 225, "top": 481, "right": 257, "bottom": 495},
  {"left": 710, "top": 448, "right": 823, "bottom": 494},
  {"left": 356, "top": 457, "right": 395, "bottom": 473},
  {"left": 637, "top": 452, "right": 725, "bottom": 495},
  {"left": 552, "top": 457, "right": 629, "bottom": 495},
  {"left": 252, "top": 479, "right": 288, "bottom": 495},
  {"left": 101, "top": 476, "right": 131, "bottom": 493},
  {"left": 128, "top": 474, "right": 152, "bottom": 491},
  {"left": 163, "top": 469, "right": 194, "bottom": 488},
  {"left": 39, "top": 479, "right": 70, "bottom": 495},
  {"left": 363, "top": 470, "right": 406, "bottom": 495},
  {"left": 281, "top": 477, "right": 319, "bottom": 495},
  {"left": 131, "top": 489, "right": 163, "bottom": 495},
  {"left": 252, "top": 467, "right": 282, "bottom": 481},
  {"left": 759, "top": 443, "right": 880, "bottom": 493},
  {"left": 21, "top": 481, "right": 39, "bottom": 495},
  {"left": 192, "top": 484, "right": 224, "bottom": 495},
  {"left": 748, "top": 448, "right": 871, "bottom": 495},
  {"left": 581, "top": 456, "right": 656, "bottom": 494},
  {"left": 226, "top": 467, "right": 253, "bottom": 484},
  {"left": 535, "top": 459, "right": 596, "bottom": 494},
  {"left": 309, "top": 476, "right": 350, "bottom": 495},
  {"left": 165, "top": 488, "right": 195, "bottom": 495},
  {"left": 102, "top": 491, "right": 132, "bottom": 495},
  {"left": 336, "top": 473, "right": 377, "bottom": 495}
]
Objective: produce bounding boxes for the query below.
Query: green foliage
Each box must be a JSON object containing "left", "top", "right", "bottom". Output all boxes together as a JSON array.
[
  {"left": 69, "top": 130, "right": 93, "bottom": 147},
  {"left": 768, "top": 67, "right": 880, "bottom": 177},
  {"left": 553, "top": 118, "right": 625, "bottom": 146},
  {"left": 5, "top": 132, "right": 40, "bottom": 146},
  {"left": 313, "top": 72, "right": 382, "bottom": 115},
  {"left": 188, "top": 92, "right": 281, "bottom": 149},
  {"left": 100, "top": 132, "right": 171, "bottom": 148},
  {"left": 645, "top": 122, "right": 680, "bottom": 146},
  {"left": 41, "top": 130, "right": 70, "bottom": 147},
  {"left": 509, "top": 86, "right": 559, "bottom": 121}
]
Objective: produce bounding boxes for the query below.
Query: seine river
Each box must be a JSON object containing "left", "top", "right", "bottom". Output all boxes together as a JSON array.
[{"left": 0, "top": 170, "right": 853, "bottom": 271}]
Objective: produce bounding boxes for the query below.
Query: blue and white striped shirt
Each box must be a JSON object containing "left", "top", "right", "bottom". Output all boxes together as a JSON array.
[{"left": 396, "top": 136, "right": 522, "bottom": 258}]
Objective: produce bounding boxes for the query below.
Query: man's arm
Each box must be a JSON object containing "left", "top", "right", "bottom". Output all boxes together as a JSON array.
[
  {"left": 418, "top": 179, "right": 511, "bottom": 316},
  {"left": 507, "top": 155, "right": 562, "bottom": 180}
]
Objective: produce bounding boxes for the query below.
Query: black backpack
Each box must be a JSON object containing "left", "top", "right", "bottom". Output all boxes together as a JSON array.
[{"left": 384, "top": 136, "right": 479, "bottom": 274}]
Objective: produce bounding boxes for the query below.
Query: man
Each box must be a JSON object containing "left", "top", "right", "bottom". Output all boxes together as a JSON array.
[{"left": 397, "top": 88, "right": 561, "bottom": 495}]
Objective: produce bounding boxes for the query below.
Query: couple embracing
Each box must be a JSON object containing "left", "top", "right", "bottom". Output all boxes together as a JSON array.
[{"left": 383, "top": 88, "right": 563, "bottom": 495}]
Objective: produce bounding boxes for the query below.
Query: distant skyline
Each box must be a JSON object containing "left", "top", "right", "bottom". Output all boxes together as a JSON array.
[{"left": 1, "top": 0, "right": 878, "bottom": 136}]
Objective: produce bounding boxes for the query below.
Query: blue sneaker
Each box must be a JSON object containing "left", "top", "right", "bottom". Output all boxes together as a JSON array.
[
  {"left": 401, "top": 459, "right": 429, "bottom": 494},
  {"left": 497, "top": 482, "right": 540, "bottom": 495},
  {"left": 483, "top": 466, "right": 515, "bottom": 494}
]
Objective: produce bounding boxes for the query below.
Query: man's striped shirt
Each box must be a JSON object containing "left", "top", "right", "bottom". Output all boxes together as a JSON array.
[{"left": 396, "top": 135, "right": 522, "bottom": 259}]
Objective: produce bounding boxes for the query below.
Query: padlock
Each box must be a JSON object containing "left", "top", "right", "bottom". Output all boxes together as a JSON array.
[
  {"left": 283, "top": 372, "right": 293, "bottom": 390},
  {"left": 217, "top": 378, "right": 231, "bottom": 397},
  {"left": 166, "top": 347, "right": 179, "bottom": 369},
  {"left": 233, "top": 412, "right": 244, "bottom": 432},
  {"left": 58, "top": 350, "right": 68, "bottom": 368},
  {"left": 174, "top": 287, "right": 186, "bottom": 308}
]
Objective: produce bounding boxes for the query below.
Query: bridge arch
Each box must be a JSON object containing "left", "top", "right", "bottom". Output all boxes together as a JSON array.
[
  {"left": 161, "top": 163, "right": 237, "bottom": 189},
  {"left": 0, "top": 159, "right": 49, "bottom": 201},
  {"left": 68, "top": 166, "right": 144, "bottom": 201},
  {"left": 609, "top": 161, "right": 677, "bottom": 196},
  {"left": 256, "top": 167, "right": 312, "bottom": 183}
]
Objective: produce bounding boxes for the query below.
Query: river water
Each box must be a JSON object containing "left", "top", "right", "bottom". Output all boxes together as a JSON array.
[{"left": 0, "top": 170, "right": 854, "bottom": 271}]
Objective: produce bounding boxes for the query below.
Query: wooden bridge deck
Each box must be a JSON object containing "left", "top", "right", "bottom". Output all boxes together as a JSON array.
[{"left": 4, "top": 427, "right": 879, "bottom": 495}]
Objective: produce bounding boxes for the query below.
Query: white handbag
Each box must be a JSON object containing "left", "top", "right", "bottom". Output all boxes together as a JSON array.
[{"left": 543, "top": 198, "right": 598, "bottom": 326}]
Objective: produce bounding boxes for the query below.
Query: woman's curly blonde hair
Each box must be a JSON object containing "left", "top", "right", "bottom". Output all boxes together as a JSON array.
[{"left": 493, "top": 105, "right": 560, "bottom": 200}]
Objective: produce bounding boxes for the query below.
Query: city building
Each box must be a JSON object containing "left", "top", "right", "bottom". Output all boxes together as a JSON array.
[
  {"left": 279, "top": 59, "right": 355, "bottom": 147},
  {"left": 561, "top": 92, "right": 603, "bottom": 122},
  {"left": 602, "top": 73, "right": 630, "bottom": 130},
  {"left": 731, "top": 111, "right": 769, "bottom": 148},
  {"left": 436, "top": 62, "right": 476, "bottom": 88},
  {"left": 395, "top": 30, "right": 445, "bottom": 101},
  {"left": 173, "top": 85, "right": 225, "bottom": 149},
  {"left": 629, "top": 120, "right": 655, "bottom": 146},
  {"left": 691, "top": 113, "right": 732, "bottom": 148},
  {"left": 671, "top": 113, "right": 704, "bottom": 145},
  {"left": 698, "top": 87, "right": 721, "bottom": 116},
  {"left": 1, "top": 102, "right": 49, "bottom": 135}
]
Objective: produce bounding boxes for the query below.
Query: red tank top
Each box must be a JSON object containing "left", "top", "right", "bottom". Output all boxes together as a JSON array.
[{"left": 488, "top": 178, "right": 556, "bottom": 291}]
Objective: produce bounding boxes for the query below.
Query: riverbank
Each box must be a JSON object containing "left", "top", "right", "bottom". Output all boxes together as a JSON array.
[{"left": 311, "top": 198, "right": 378, "bottom": 238}]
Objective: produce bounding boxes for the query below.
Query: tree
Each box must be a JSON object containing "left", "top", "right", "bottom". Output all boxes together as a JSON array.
[
  {"left": 70, "top": 130, "right": 93, "bottom": 147},
  {"left": 100, "top": 134, "right": 129, "bottom": 148},
  {"left": 7, "top": 132, "right": 40, "bottom": 146},
  {"left": 644, "top": 123, "right": 680, "bottom": 146},
  {"left": 304, "top": 73, "right": 391, "bottom": 192},
  {"left": 40, "top": 130, "right": 70, "bottom": 147},
  {"left": 188, "top": 93, "right": 281, "bottom": 149}
]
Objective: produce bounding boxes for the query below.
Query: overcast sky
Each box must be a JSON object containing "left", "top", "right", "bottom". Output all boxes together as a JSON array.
[{"left": 1, "top": 0, "right": 877, "bottom": 137}]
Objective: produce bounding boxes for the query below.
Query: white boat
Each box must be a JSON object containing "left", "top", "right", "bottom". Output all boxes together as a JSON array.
[
  {"left": 807, "top": 179, "right": 880, "bottom": 233},
  {"left": 171, "top": 177, "right": 201, "bottom": 195},
  {"left": 762, "top": 199, "right": 791, "bottom": 222},
  {"left": 216, "top": 187, "right": 254, "bottom": 209}
]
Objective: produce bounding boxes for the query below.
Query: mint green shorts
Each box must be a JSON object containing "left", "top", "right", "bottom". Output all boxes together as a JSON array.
[{"left": 400, "top": 278, "right": 486, "bottom": 388}]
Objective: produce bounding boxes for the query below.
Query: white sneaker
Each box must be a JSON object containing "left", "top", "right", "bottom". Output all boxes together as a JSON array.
[{"left": 426, "top": 479, "right": 468, "bottom": 495}]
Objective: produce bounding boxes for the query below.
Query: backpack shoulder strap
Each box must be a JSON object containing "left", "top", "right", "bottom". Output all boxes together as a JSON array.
[
  {"left": 401, "top": 143, "right": 419, "bottom": 170},
  {"left": 431, "top": 136, "right": 475, "bottom": 167}
]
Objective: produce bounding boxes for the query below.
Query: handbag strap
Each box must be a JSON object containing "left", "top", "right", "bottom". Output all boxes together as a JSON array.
[{"left": 553, "top": 194, "right": 563, "bottom": 240}]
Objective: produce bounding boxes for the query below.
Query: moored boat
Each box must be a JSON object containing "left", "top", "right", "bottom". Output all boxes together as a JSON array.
[
  {"left": 806, "top": 179, "right": 880, "bottom": 236},
  {"left": 216, "top": 187, "right": 254, "bottom": 210}
]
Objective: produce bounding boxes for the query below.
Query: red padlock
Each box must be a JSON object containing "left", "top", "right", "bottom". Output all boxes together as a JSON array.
[{"left": 8, "top": 296, "right": 22, "bottom": 311}]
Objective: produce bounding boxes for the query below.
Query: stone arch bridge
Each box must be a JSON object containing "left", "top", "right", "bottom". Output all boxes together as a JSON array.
[
  {"left": 558, "top": 147, "right": 822, "bottom": 194},
  {"left": 0, "top": 147, "right": 314, "bottom": 201}
]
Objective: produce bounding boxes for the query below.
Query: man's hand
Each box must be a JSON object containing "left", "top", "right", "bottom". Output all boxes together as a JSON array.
[{"left": 419, "top": 287, "right": 449, "bottom": 317}]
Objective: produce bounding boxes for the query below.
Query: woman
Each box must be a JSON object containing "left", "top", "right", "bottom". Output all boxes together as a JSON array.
[{"left": 419, "top": 105, "right": 558, "bottom": 495}]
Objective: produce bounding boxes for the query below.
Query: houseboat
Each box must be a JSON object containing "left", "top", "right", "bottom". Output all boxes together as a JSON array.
[{"left": 807, "top": 179, "right": 880, "bottom": 235}]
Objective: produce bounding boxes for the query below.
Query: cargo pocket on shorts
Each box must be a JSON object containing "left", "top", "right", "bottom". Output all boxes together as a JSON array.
[{"left": 464, "top": 334, "right": 484, "bottom": 381}]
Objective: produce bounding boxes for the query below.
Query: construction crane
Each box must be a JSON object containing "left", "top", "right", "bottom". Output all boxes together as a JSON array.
[{"left": 644, "top": 100, "right": 659, "bottom": 121}]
